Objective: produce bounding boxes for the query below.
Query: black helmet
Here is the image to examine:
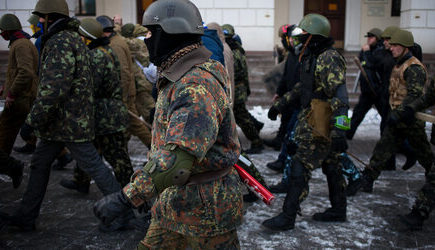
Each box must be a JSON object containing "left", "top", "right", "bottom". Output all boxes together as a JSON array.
[
  {"left": 142, "top": 0, "right": 203, "bottom": 35},
  {"left": 96, "top": 15, "right": 114, "bottom": 32}
]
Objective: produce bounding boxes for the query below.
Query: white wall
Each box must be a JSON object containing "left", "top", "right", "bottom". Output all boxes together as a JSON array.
[
  {"left": 191, "top": 0, "right": 275, "bottom": 51},
  {"left": 401, "top": 0, "right": 435, "bottom": 53},
  {"left": 0, "top": 0, "right": 77, "bottom": 50}
]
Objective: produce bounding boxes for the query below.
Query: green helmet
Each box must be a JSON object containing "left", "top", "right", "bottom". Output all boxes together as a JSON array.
[
  {"left": 0, "top": 14, "right": 22, "bottom": 31},
  {"left": 78, "top": 18, "right": 103, "bottom": 40},
  {"left": 389, "top": 29, "right": 414, "bottom": 47},
  {"left": 33, "top": 0, "right": 69, "bottom": 17},
  {"left": 28, "top": 14, "right": 39, "bottom": 26},
  {"left": 365, "top": 28, "right": 382, "bottom": 40},
  {"left": 381, "top": 26, "right": 399, "bottom": 39},
  {"left": 298, "top": 13, "right": 330, "bottom": 37},
  {"left": 142, "top": 0, "right": 203, "bottom": 35},
  {"left": 222, "top": 24, "right": 235, "bottom": 37},
  {"left": 121, "top": 23, "right": 135, "bottom": 38}
]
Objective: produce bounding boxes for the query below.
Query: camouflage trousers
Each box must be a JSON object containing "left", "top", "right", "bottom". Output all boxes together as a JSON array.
[
  {"left": 138, "top": 218, "right": 239, "bottom": 250},
  {"left": 233, "top": 103, "right": 261, "bottom": 147},
  {"left": 74, "top": 131, "right": 133, "bottom": 186},
  {"left": 290, "top": 137, "right": 344, "bottom": 208},
  {"left": 366, "top": 122, "right": 433, "bottom": 180},
  {"left": 0, "top": 97, "right": 32, "bottom": 155},
  {"left": 135, "top": 90, "right": 155, "bottom": 122},
  {"left": 413, "top": 164, "right": 435, "bottom": 219},
  {"left": 127, "top": 97, "right": 152, "bottom": 148}
]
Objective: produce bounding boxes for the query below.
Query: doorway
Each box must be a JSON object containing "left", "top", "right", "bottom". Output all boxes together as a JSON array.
[
  {"left": 304, "top": 0, "right": 346, "bottom": 48},
  {"left": 136, "top": 0, "right": 155, "bottom": 24}
]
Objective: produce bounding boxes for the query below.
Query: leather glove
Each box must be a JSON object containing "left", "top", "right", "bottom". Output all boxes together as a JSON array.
[
  {"left": 285, "top": 139, "right": 298, "bottom": 156},
  {"left": 401, "top": 106, "right": 416, "bottom": 125},
  {"left": 330, "top": 129, "right": 348, "bottom": 153},
  {"left": 268, "top": 106, "right": 280, "bottom": 120},
  {"left": 387, "top": 110, "right": 402, "bottom": 127},
  {"left": 94, "top": 191, "right": 132, "bottom": 226}
]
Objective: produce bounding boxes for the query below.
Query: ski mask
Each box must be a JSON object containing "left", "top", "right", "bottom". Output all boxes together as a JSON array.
[{"left": 144, "top": 25, "right": 201, "bottom": 67}]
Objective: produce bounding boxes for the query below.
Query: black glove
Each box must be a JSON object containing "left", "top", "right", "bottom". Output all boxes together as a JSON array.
[
  {"left": 94, "top": 191, "right": 132, "bottom": 226},
  {"left": 401, "top": 106, "right": 416, "bottom": 125},
  {"left": 330, "top": 129, "right": 348, "bottom": 152},
  {"left": 285, "top": 139, "right": 298, "bottom": 156},
  {"left": 268, "top": 106, "right": 280, "bottom": 120},
  {"left": 387, "top": 110, "right": 401, "bottom": 127}
]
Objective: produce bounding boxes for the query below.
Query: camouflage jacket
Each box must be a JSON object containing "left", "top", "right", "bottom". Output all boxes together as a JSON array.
[
  {"left": 90, "top": 41, "right": 128, "bottom": 135},
  {"left": 229, "top": 40, "right": 250, "bottom": 103},
  {"left": 409, "top": 77, "right": 435, "bottom": 112},
  {"left": 123, "top": 46, "right": 242, "bottom": 237},
  {"left": 274, "top": 48, "right": 347, "bottom": 142},
  {"left": 27, "top": 18, "right": 95, "bottom": 142}
]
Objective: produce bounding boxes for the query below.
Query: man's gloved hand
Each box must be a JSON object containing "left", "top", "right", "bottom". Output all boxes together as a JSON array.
[
  {"left": 268, "top": 106, "right": 280, "bottom": 120},
  {"left": 94, "top": 191, "right": 132, "bottom": 226},
  {"left": 401, "top": 106, "right": 416, "bottom": 125},
  {"left": 330, "top": 129, "right": 348, "bottom": 152},
  {"left": 387, "top": 110, "right": 401, "bottom": 127}
]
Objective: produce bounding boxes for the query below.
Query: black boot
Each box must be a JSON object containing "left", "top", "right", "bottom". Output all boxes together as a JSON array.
[
  {"left": 266, "top": 159, "right": 284, "bottom": 172},
  {"left": 253, "top": 118, "right": 264, "bottom": 133},
  {"left": 0, "top": 212, "right": 36, "bottom": 231},
  {"left": 243, "top": 191, "right": 259, "bottom": 203},
  {"left": 269, "top": 181, "right": 289, "bottom": 194},
  {"left": 360, "top": 172, "right": 374, "bottom": 193},
  {"left": 0, "top": 152, "right": 24, "bottom": 189},
  {"left": 263, "top": 136, "right": 282, "bottom": 151},
  {"left": 244, "top": 142, "right": 264, "bottom": 154},
  {"left": 399, "top": 209, "right": 424, "bottom": 231},
  {"left": 52, "top": 153, "right": 73, "bottom": 170},
  {"left": 59, "top": 179, "right": 90, "bottom": 194},
  {"left": 262, "top": 212, "right": 295, "bottom": 231},
  {"left": 400, "top": 143, "right": 417, "bottom": 170},
  {"left": 313, "top": 163, "right": 347, "bottom": 222},
  {"left": 346, "top": 178, "right": 362, "bottom": 196},
  {"left": 13, "top": 143, "right": 36, "bottom": 154}
]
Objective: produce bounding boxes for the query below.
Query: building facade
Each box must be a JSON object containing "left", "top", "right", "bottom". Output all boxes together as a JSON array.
[{"left": 0, "top": 0, "right": 434, "bottom": 53}]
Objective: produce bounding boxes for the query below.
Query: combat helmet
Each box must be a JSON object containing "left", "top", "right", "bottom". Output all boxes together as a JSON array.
[
  {"left": 0, "top": 14, "right": 22, "bottom": 31},
  {"left": 27, "top": 14, "right": 39, "bottom": 26},
  {"left": 389, "top": 29, "right": 414, "bottom": 47},
  {"left": 381, "top": 26, "right": 399, "bottom": 39},
  {"left": 222, "top": 24, "right": 234, "bottom": 37},
  {"left": 365, "top": 28, "right": 382, "bottom": 40},
  {"left": 298, "top": 13, "right": 330, "bottom": 37},
  {"left": 33, "top": 0, "right": 69, "bottom": 17},
  {"left": 78, "top": 18, "right": 103, "bottom": 40},
  {"left": 96, "top": 15, "right": 114, "bottom": 31},
  {"left": 142, "top": 0, "right": 203, "bottom": 35}
]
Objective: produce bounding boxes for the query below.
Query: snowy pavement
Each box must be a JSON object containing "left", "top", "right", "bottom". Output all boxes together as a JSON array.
[{"left": 0, "top": 106, "right": 434, "bottom": 249}]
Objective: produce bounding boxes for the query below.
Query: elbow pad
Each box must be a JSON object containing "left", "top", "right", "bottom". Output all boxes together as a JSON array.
[{"left": 144, "top": 145, "right": 195, "bottom": 194}]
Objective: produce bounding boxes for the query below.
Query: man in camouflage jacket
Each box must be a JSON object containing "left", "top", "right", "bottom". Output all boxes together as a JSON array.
[
  {"left": 262, "top": 14, "right": 349, "bottom": 231},
  {"left": 0, "top": 0, "right": 120, "bottom": 231},
  {"left": 59, "top": 18, "right": 133, "bottom": 195},
  {"left": 94, "top": 1, "right": 243, "bottom": 248},
  {"left": 359, "top": 29, "right": 433, "bottom": 194}
]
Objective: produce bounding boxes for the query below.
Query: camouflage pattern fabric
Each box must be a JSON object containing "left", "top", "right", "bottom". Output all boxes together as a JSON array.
[
  {"left": 240, "top": 153, "right": 269, "bottom": 189},
  {"left": 92, "top": 45, "right": 128, "bottom": 135},
  {"left": 413, "top": 164, "right": 435, "bottom": 219},
  {"left": 123, "top": 46, "right": 242, "bottom": 237},
  {"left": 26, "top": 19, "right": 95, "bottom": 142},
  {"left": 366, "top": 59, "right": 433, "bottom": 180},
  {"left": 74, "top": 131, "right": 133, "bottom": 186},
  {"left": 139, "top": 219, "right": 239, "bottom": 249}
]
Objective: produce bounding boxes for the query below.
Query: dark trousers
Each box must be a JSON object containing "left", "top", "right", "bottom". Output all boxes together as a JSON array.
[{"left": 17, "top": 140, "right": 120, "bottom": 222}]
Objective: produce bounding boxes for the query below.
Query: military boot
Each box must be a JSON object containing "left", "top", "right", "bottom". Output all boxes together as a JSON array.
[
  {"left": 313, "top": 164, "right": 347, "bottom": 222},
  {"left": 244, "top": 140, "right": 264, "bottom": 154},
  {"left": 0, "top": 152, "right": 24, "bottom": 189},
  {"left": 52, "top": 153, "right": 73, "bottom": 170},
  {"left": 262, "top": 212, "right": 295, "bottom": 231},
  {"left": 13, "top": 143, "right": 36, "bottom": 154},
  {"left": 269, "top": 181, "right": 289, "bottom": 194},
  {"left": 346, "top": 178, "right": 362, "bottom": 196},
  {"left": 400, "top": 144, "right": 417, "bottom": 171},
  {"left": 253, "top": 118, "right": 264, "bottom": 133},
  {"left": 263, "top": 136, "right": 282, "bottom": 151},
  {"left": 399, "top": 209, "right": 424, "bottom": 231},
  {"left": 266, "top": 159, "right": 284, "bottom": 172},
  {"left": 59, "top": 179, "right": 90, "bottom": 194},
  {"left": 360, "top": 170, "right": 375, "bottom": 193}
]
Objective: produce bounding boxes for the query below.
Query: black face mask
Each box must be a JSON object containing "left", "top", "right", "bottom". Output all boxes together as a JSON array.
[{"left": 144, "top": 26, "right": 201, "bottom": 67}]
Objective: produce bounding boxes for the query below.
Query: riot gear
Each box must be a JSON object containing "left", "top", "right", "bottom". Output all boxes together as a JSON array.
[{"left": 298, "top": 13, "right": 330, "bottom": 38}]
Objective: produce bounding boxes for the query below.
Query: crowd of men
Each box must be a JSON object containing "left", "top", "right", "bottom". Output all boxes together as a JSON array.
[{"left": 0, "top": 0, "right": 433, "bottom": 248}]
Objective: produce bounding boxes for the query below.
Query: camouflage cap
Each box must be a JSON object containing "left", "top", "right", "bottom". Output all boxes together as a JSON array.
[
  {"left": 222, "top": 24, "right": 235, "bottom": 37},
  {"left": 0, "top": 13, "right": 22, "bottom": 31},
  {"left": 121, "top": 23, "right": 135, "bottom": 38},
  {"left": 28, "top": 14, "right": 39, "bottom": 26}
]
